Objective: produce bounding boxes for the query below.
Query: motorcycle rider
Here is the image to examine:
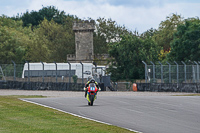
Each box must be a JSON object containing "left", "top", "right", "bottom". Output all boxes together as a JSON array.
[{"left": 84, "top": 78, "right": 100, "bottom": 97}]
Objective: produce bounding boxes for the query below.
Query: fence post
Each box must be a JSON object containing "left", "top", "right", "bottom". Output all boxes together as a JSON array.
[
  {"left": 166, "top": 61, "right": 171, "bottom": 83},
  {"left": 67, "top": 61, "right": 71, "bottom": 89},
  {"left": 181, "top": 61, "right": 187, "bottom": 83},
  {"left": 150, "top": 61, "right": 155, "bottom": 83},
  {"left": 189, "top": 61, "right": 196, "bottom": 83},
  {"left": 54, "top": 62, "right": 57, "bottom": 83},
  {"left": 194, "top": 61, "right": 199, "bottom": 83},
  {"left": 80, "top": 62, "right": 84, "bottom": 85},
  {"left": 0, "top": 65, "right": 6, "bottom": 81},
  {"left": 40, "top": 61, "right": 44, "bottom": 83},
  {"left": 11, "top": 60, "right": 16, "bottom": 81},
  {"left": 174, "top": 61, "right": 179, "bottom": 84},
  {"left": 25, "top": 61, "right": 30, "bottom": 89},
  {"left": 25, "top": 61, "right": 30, "bottom": 83},
  {"left": 158, "top": 61, "right": 163, "bottom": 83},
  {"left": 198, "top": 61, "right": 200, "bottom": 83},
  {"left": 142, "top": 61, "right": 148, "bottom": 83}
]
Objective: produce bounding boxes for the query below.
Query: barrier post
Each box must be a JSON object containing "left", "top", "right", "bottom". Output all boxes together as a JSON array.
[
  {"left": 174, "top": 61, "right": 179, "bottom": 84},
  {"left": 11, "top": 60, "right": 16, "bottom": 81},
  {"left": 40, "top": 61, "right": 44, "bottom": 83},
  {"left": 181, "top": 61, "right": 187, "bottom": 83},
  {"left": 166, "top": 61, "right": 171, "bottom": 83},
  {"left": 194, "top": 61, "right": 199, "bottom": 83},
  {"left": 150, "top": 61, "right": 155, "bottom": 83},
  {"left": 67, "top": 61, "right": 71, "bottom": 89},
  {"left": 80, "top": 62, "right": 84, "bottom": 85},
  {"left": 25, "top": 61, "right": 30, "bottom": 89},
  {"left": 54, "top": 62, "right": 57, "bottom": 83},
  {"left": 158, "top": 61, "right": 163, "bottom": 83},
  {"left": 142, "top": 61, "right": 148, "bottom": 83}
]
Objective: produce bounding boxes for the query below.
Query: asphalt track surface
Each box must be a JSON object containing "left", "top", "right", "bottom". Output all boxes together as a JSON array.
[{"left": 23, "top": 95, "right": 200, "bottom": 133}]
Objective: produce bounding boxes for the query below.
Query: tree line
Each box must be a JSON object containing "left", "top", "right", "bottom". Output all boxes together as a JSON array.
[{"left": 0, "top": 6, "right": 200, "bottom": 81}]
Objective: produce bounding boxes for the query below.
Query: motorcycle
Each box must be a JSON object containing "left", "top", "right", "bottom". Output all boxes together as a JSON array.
[{"left": 84, "top": 83, "right": 98, "bottom": 106}]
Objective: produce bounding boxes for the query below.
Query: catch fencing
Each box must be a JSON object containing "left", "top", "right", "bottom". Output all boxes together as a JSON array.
[
  {"left": 0, "top": 61, "right": 106, "bottom": 91},
  {"left": 1, "top": 63, "right": 80, "bottom": 83},
  {"left": 138, "top": 61, "right": 200, "bottom": 93},
  {"left": 142, "top": 61, "right": 200, "bottom": 84}
]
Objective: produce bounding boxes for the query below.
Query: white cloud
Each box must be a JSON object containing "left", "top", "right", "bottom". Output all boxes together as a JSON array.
[{"left": 1, "top": 0, "right": 200, "bottom": 33}]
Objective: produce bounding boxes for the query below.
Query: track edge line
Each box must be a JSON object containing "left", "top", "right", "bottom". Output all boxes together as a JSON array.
[{"left": 20, "top": 98, "right": 142, "bottom": 133}]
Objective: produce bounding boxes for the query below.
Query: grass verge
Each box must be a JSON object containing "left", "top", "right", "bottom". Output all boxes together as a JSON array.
[
  {"left": 0, "top": 95, "right": 134, "bottom": 133},
  {"left": 174, "top": 94, "right": 200, "bottom": 96}
]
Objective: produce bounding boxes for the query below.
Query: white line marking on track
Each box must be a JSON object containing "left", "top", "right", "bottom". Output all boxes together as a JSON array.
[
  {"left": 121, "top": 107, "right": 143, "bottom": 114},
  {"left": 20, "top": 98, "right": 142, "bottom": 133}
]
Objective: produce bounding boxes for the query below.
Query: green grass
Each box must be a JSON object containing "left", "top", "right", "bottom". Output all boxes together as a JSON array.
[
  {"left": 0, "top": 95, "right": 134, "bottom": 133},
  {"left": 174, "top": 94, "right": 200, "bottom": 96}
]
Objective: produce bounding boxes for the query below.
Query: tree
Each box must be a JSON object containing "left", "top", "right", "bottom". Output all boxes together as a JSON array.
[
  {"left": 141, "top": 28, "right": 157, "bottom": 38},
  {"left": 93, "top": 32, "right": 107, "bottom": 54},
  {"left": 108, "top": 33, "right": 159, "bottom": 81},
  {"left": 153, "top": 13, "right": 184, "bottom": 52},
  {"left": 0, "top": 16, "right": 32, "bottom": 63},
  {"left": 95, "top": 17, "right": 129, "bottom": 44},
  {"left": 25, "top": 28, "right": 50, "bottom": 62},
  {"left": 21, "top": 6, "right": 70, "bottom": 27},
  {"left": 167, "top": 18, "right": 200, "bottom": 62},
  {"left": 26, "top": 18, "right": 75, "bottom": 62},
  {"left": 94, "top": 17, "right": 131, "bottom": 55}
]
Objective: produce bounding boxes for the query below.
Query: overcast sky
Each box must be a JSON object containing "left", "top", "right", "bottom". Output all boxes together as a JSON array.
[{"left": 0, "top": 0, "right": 200, "bottom": 33}]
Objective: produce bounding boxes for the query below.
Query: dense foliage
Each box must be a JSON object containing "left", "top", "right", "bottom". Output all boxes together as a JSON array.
[
  {"left": 20, "top": 6, "right": 69, "bottom": 27},
  {"left": 108, "top": 34, "right": 159, "bottom": 81},
  {"left": 1, "top": 6, "right": 200, "bottom": 81},
  {"left": 167, "top": 18, "right": 200, "bottom": 62},
  {"left": 153, "top": 14, "right": 184, "bottom": 52},
  {"left": 0, "top": 15, "right": 32, "bottom": 64}
]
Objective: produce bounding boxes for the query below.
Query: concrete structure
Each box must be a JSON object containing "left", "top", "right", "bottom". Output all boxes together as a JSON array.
[{"left": 71, "top": 20, "right": 95, "bottom": 62}]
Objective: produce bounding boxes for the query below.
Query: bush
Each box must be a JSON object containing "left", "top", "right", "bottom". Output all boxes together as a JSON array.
[{"left": 72, "top": 75, "right": 78, "bottom": 84}]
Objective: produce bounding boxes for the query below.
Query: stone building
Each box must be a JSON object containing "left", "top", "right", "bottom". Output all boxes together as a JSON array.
[{"left": 67, "top": 20, "right": 95, "bottom": 62}]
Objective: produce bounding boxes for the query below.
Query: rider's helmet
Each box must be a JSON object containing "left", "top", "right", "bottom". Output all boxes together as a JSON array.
[
  {"left": 90, "top": 78, "right": 95, "bottom": 83},
  {"left": 87, "top": 76, "right": 93, "bottom": 81}
]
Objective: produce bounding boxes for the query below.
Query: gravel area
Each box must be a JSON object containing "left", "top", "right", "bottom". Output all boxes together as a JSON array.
[{"left": 0, "top": 89, "right": 195, "bottom": 97}]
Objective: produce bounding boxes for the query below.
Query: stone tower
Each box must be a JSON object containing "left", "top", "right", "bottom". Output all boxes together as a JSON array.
[{"left": 73, "top": 20, "right": 95, "bottom": 62}]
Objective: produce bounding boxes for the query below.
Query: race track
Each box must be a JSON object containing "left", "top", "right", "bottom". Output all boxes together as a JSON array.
[{"left": 22, "top": 95, "right": 200, "bottom": 133}]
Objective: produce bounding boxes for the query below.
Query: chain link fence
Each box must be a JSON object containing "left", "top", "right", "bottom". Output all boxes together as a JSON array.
[
  {"left": 142, "top": 61, "right": 200, "bottom": 84},
  {"left": 2, "top": 61, "right": 199, "bottom": 92},
  {"left": 0, "top": 62, "right": 107, "bottom": 91},
  {"left": 139, "top": 61, "right": 200, "bottom": 93}
]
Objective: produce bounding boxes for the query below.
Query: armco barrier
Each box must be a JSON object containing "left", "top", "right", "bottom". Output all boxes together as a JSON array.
[
  {"left": 0, "top": 81, "right": 106, "bottom": 91},
  {"left": 0, "top": 81, "right": 85, "bottom": 91},
  {"left": 1, "top": 81, "right": 199, "bottom": 92},
  {"left": 136, "top": 83, "right": 200, "bottom": 93}
]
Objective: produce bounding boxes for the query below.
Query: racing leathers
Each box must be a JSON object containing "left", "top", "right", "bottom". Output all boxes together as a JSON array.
[{"left": 84, "top": 80, "right": 100, "bottom": 97}]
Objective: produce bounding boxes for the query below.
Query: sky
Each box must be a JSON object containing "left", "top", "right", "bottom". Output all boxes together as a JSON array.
[{"left": 0, "top": 0, "right": 200, "bottom": 33}]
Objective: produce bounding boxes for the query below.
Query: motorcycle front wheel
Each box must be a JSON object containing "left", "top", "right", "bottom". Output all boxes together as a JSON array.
[{"left": 90, "top": 95, "right": 94, "bottom": 106}]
